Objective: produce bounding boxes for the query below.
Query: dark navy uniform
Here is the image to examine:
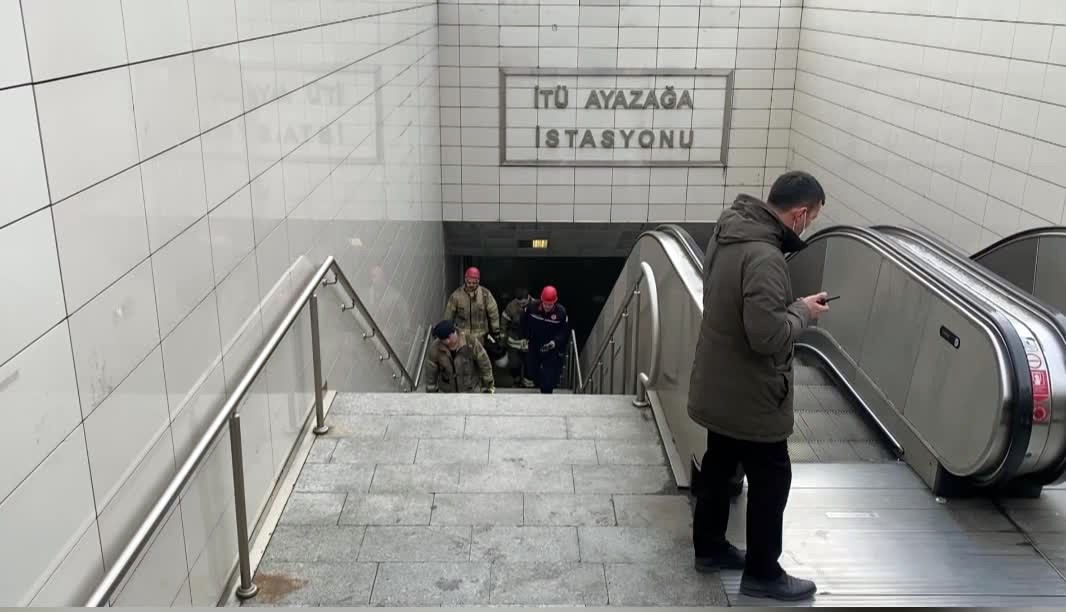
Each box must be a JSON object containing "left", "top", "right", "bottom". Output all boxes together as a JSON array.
[{"left": 522, "top": 300, "right": 569, "bottom": 394}]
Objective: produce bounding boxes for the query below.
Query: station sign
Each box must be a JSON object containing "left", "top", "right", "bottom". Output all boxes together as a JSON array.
[{"left": 499, "top": 68, "right": 734, "bottom": 168}]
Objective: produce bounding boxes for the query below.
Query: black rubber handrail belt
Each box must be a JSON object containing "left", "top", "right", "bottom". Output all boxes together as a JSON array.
[
  {"left": 970, "top": 225, "right": 1066, "bottom": 260},
  {"left": 875, "top": 224, "right": 1066, "bottom": 486}
]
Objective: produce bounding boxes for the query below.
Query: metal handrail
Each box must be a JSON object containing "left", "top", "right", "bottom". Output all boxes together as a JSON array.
[
  {"left": 568, "top": 329, "right": 584, "bottom": 391},
  {"left": 580, "top": 261, "right": 660, "bottom": 406},
  {"left": 412, "top": 324, "right": 434, "bottom": 390},
  {"left": 656, "top": 223, "right": 705, "bottom": 271},
  {"left": 634, "top": 263, "right": 660, "bottom": 406},
  {"left": 326, "top": 262, "right": 417, "bottom": 392},
  {"left": 86, "top": 256, "right": 415, "bottom": 606}
]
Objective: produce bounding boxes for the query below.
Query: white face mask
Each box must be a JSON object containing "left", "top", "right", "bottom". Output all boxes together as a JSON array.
[{"left": 792, "top": 208, "right": 810, "bottom": 238}]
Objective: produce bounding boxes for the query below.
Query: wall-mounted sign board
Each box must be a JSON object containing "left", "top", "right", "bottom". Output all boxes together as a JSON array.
[{"left": 499, "top": 67, "right": 734, "bottom": 168}]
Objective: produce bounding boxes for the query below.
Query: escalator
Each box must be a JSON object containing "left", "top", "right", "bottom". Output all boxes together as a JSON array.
[
  {"left": 658, "top": 225, "right": 895, "bottom": 467},
  {"left": 970, "top": 227, "right": 1066, "bottom": 318},
  {"left": 871, "top": 225, "right": 1066, "bottom": 489},
  {"left": 581, "top": 223, "right": 1066, "bottom": 497}
]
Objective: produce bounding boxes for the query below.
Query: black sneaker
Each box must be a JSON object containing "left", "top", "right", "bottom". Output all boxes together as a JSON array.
[
  {"left": 739, "top": 571, "right": 817, "bottom": 601},
  {"left": 694, "top": 543, "right": 746, "bottom": 573}
]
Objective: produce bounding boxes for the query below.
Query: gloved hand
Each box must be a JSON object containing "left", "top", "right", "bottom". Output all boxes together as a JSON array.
[
  {"left": 540, "top": 340, "right": 556, "bottom": 353},
  {"left": 483, "top": 386, "right": 495, "bottom": 394}
]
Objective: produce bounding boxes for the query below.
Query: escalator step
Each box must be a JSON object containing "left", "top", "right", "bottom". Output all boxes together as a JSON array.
[
  {"left": 830, "top": 411, "right": 878, "bottom": 441},
  {"left": 809, "top": 386, "right": 857, "bottom": 412},
  {"left": 800, "top": 412, "right": 848, "bottom": 441},
  {"left": 810, "top": 440, "right": 862, "bottom": 462},
  {"left": 851, "top": 440, "right": 897, "bottom": 463},
  {"left": 788, "top": 439, "right": 819, "bottom": 462},
  {"left": 794, "top": 364, "right": 834, "bottom": 386}
]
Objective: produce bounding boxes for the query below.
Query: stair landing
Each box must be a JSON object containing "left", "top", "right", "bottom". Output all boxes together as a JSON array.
[{"left": 244, "top": 392, "right": 724, "bottom": 606}]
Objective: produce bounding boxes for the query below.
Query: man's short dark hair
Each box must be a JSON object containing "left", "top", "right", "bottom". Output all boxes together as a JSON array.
[
  {"left": 514, "top": 288, "right": 529, "bottom": 300},
  {"left": 766, "top": 171, "right": 825, "bottom": 211}
]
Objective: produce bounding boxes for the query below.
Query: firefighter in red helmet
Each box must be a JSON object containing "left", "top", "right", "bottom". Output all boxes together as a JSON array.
[
  {"left": 444, "top": 266, "right": 501, "bottom": 347},
  {"left": 522, "top": 285, "right": 569, "bottom": 394}
]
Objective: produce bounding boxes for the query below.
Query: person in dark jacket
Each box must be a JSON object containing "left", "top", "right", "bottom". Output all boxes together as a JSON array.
[
  {"left": 687, "top": 171, "right": 830, "bottom": 601},
  {"left": 425, "top": 320, "right": 495, "bottom": 394},
  {"left": 502, "top": 288, "right": 534, "bottom": 387},
  {"left": 522, "top": 286, "right": 569, "bottom": 394}
]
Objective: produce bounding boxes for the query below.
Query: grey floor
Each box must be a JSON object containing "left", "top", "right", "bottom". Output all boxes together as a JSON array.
[
  {"left": 244, "top": 377, "right": 1066, "bottom": 607},
  {"left": 247, "top": 393, "right": 718, "bottom": 607}
]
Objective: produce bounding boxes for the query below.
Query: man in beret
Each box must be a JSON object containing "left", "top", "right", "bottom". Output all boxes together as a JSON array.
[{"left": 424, "top": 320, "right": 495, "bottom": 394}]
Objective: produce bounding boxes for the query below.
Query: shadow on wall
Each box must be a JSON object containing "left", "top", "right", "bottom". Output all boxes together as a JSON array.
[{"left": 321, "top": 220, "right": 449, "bottom": 389}]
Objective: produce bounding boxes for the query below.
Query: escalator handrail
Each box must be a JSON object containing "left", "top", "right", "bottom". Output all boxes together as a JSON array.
[
  {"left": 655, "top": 224, "right": 705, "bottom": 272},
  {"left": 874, "top": 225, "right": 1066, "bottom": 342},
  {"left": 873, "top": 224, "right": 1066, "bottom": 486},
  {"left": 970, "top": 226, "right": 1066, "bottom": 261},
  {"left": 798, "top": 225, "right": 1033, "bottom": 486}
]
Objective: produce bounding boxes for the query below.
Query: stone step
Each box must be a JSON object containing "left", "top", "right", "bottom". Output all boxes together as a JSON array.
[{"left": 331, "top": 392, "right": 639, "bottom": 417}]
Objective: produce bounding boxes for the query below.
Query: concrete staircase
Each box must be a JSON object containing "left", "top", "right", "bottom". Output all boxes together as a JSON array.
[{"left": 244, "top": 392, "right": 725, "bottom": 606}]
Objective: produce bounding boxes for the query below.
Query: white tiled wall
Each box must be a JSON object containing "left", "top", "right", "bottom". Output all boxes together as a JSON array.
[
  {"left": 440, "top": 0, "right": 803, "bottom": 223},
  {"left": 791, "top": 0, "right": 1066, "bottom": 251},
  {"left": 0, "top": 0, "right": 444, "bottom": 606},
  {"left": 7, "top": 0, "right": 1066, "bottom": 604}
]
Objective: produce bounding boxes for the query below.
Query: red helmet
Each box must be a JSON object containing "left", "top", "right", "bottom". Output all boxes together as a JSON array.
[
  {"left": 465, "top": 267, "right": 480, "bottom": 280},
  {"left": 540, "top": 285, "right": 558, "bottom": 305}
]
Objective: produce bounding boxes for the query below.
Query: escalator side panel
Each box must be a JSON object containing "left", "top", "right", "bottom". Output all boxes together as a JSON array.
[
  {"left": 654, "top": 278, "right": 706, "bottom": 487},
  {"left": 857, "top": 261, "right": 934, "bottom": 414},
  {"left": 818, "top": 238, "right": 883, "bottom": 360},
  {"left": 904, "top": 299, "right": 1010, "bottom": 477},
  {"left": 975, "top": 239, "right": 1038, "bottom": 294},
  {"left": 791, "top": 229, "right": 1021, "bottom": 485},
  {"left": 788, "top": 236, "right": 827, "bottom": 300},
  {"left": 580, "top": 232, "right": 705, "bottom": 486},
  {"left": 1035, "top": 235, "right": 1066, "bottom": 317},
  {"left": 877, "top": 225, "right": 1062, "bottom": 481}
]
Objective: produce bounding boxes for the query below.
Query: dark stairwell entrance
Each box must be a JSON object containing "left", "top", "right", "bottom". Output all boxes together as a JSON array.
[{"left": 459, "top": 256, "right": 625, "bottom": 389}]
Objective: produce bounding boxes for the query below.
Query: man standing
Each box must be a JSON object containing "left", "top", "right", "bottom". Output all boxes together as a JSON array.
[
  {"left": 502, "top": 288, "right": 535, "bottom": 388},
  {"left": 687, "top": 171, "right": 830, "bottom": 601},
  {"left": 424, "top": 320, "right": 495, "bottom": 394},
  {"left": 445, "top": 267, "right": 501, "bottom": 347},
  {"left": 523, "top": 286, "right": 569, "bottom": 394}
]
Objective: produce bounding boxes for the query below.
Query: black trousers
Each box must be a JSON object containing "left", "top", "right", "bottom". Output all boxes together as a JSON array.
[
  {"left": 693, "top": 429, "right": 791, "bottom": 579},
  {"left": 526, "top": 348, "right": 561, "bottom": 393}
]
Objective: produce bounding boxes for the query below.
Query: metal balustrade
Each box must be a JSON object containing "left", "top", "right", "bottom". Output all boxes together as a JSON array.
[{"left": 86, "top": 256, "right": 416, "bottom": 606}]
